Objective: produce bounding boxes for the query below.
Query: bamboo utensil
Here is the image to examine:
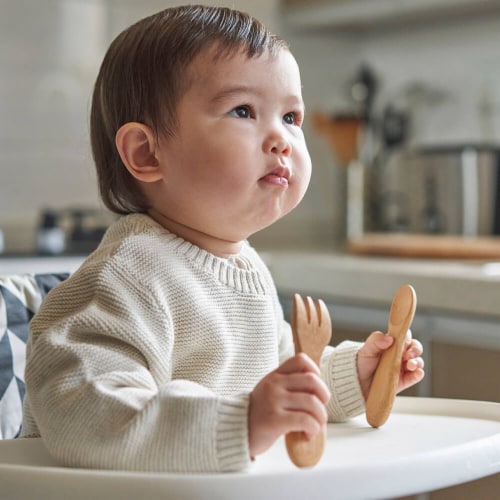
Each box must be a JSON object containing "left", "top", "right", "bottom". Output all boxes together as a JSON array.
[
  {"left": 286, "top": 294, "right": 332, "bottom": 468},
  {"left": 366, "top": 284, "right": 417, "bottom": 428},
  {"left": 312, "top": 112, "right": 367, "bottom": 239},
  {"left": 312, "top": 112, "right": 362, "bottom": 168}
]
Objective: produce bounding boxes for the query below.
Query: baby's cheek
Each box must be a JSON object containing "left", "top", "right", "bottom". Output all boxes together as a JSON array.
[{"left": 291, "top": 161, "right": 311, "bottom": 203}]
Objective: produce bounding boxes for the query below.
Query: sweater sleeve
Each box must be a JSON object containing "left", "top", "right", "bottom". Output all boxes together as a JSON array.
[
  {"left": 321, "top": 341, "right": 366, "bottom": 422},
  {"left": 24, "top": 266, "right": 251, "bottom": 473}
]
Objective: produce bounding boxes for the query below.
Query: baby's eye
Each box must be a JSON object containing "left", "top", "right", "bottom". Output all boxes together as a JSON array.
[
  {"left": 283, "top": 111, "right": 302, "bottom": 126},
  {"left": 229, "top": 105, "right": 252, "bottom": 119}
]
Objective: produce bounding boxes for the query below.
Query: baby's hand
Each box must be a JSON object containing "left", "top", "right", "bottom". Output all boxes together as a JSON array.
[
  {"left": 357, "top": 330, "right": 425, "bottom": 400},
  {"left": 248, "top": 353, "right": 330, "bottom": 458}
]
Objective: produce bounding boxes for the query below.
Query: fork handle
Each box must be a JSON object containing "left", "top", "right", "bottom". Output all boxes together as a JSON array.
[{"left": 285, "top": 429, "right": 326, "bottom": 468}]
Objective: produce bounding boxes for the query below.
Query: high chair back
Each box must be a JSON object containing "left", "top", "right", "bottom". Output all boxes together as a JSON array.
[{"left": 0, "top": 273, "right": 68, "bottom": 439}]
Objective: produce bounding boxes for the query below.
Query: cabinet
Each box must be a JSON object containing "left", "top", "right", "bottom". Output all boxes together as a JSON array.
[{"left": 281, "top": 0, "right": 500, "bottom": 30}]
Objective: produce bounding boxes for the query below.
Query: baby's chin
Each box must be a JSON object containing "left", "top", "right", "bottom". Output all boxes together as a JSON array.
[{"left": 246, "top": 210, "right": 298, "bottom": 242}]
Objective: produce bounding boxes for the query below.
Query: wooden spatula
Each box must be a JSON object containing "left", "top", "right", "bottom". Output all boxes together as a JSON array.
[
  {"left": 366, "top": 284, "right": 417, "bottom": 428},
  {"left": 286, "top": 294, "right": 332, "bottom": 468}
]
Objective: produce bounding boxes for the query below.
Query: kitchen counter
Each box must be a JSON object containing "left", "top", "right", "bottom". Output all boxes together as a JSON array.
[
  {"left": 0, "top": 255, "right": 85, "bottom": 275},
  {"left": 263, "top": 250, "right": 500, "bottom": 320},
  {"left": 2, "top": 250, "right": 500, "bottom": 320}
]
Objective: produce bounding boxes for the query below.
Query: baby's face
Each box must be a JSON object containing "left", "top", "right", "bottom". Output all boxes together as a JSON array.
[{"left": 150, "top": 46, "right": 311, "bottom": 255}]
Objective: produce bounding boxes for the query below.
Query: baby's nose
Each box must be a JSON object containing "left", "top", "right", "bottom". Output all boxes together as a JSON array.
[{"left": 265, "top": 130, "right": 292, "bottom": 156}]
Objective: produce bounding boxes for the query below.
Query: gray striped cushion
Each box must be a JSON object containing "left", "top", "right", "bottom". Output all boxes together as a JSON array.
[{"left": 0, "top": 273, "right": 68, "bottom": 439}]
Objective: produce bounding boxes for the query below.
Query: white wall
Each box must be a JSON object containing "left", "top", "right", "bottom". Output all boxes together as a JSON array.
[
  {"left": 357, "top": 16, "right": 500, "bottom": 146},
  {"left": 0, "top": 0, "right": 279, "bottom": 253}
]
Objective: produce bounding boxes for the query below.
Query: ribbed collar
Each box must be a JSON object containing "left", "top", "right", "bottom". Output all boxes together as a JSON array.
[{"left": 122, "top": 214, "right": 270, "bottom": 296}]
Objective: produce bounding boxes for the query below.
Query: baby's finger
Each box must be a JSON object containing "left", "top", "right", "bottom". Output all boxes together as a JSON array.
[
  {"left": 403, "top": 339, "right": 424, "bottom": 361},
  {"left": 405, "top": 356, "right": 425, "bottom": 372},
  {"left": 399, "top": 365, "right": 425, "bottom": 392},
  {"left": 404, "top": 329, "right": 412, "bottom": 346},
  {"left": 361, "top": 331, "right": 393, "bottom": 358},
  {"left": 285, "top": 392, "right": 329, "bottom": 425},
  {"left": 285, "top": 372, "right": 331, "bottom": 405},
  {"left": 283, "top": 409, "right": 324, "bottom": 438},
  {"left": 278, "top": 352, "right": 321, "bottom": 376}
]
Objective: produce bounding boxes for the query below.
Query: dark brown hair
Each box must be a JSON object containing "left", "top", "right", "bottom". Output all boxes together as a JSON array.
[{"left": 90, "top": 5, "right": 288, "bottom": 214}]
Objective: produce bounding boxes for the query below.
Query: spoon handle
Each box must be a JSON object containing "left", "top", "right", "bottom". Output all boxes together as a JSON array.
[{"left": 366, "top": 284, "right": 417, "bottom": 428}]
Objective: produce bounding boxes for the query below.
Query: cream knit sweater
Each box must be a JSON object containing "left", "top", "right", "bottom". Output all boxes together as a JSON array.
[{"left": 22, "top": 214, "right": 365, "bottom": 472}]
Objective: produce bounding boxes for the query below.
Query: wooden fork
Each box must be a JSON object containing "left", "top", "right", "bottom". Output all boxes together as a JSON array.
[{"left": 285, "top": 294, "right": 332, "bottom": 468}]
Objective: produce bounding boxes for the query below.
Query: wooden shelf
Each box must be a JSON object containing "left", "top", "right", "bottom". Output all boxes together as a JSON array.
[{"left": 282, "top": 0, "right": 500, "bottom": 31}]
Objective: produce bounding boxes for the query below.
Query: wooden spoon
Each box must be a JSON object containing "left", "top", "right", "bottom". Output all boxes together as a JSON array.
[
  {"left": 312, "top": 112, "right": 362, "bottom": 167},
  {"left": 286, "top": 294, "right": 332, "bottom": 467},
  {"left": 366, "top": 284, "right": 417, "bottom": 428}
]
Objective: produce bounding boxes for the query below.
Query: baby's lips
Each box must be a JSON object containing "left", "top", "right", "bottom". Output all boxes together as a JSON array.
[
  {"left": 260, "top": 165, "right": 291, "bottom": 186},
  {"left": 260, "top": 173, "right": 289, "bottom": 187}
]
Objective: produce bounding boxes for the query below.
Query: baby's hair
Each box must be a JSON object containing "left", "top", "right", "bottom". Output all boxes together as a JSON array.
[{"left": 90, "top": 5, "right": 288, "bottom": 214}]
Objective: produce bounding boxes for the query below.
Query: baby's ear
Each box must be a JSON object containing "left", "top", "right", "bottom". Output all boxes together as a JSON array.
[{"left": 115, "top": 122, "right": 162, "bottom": 182}]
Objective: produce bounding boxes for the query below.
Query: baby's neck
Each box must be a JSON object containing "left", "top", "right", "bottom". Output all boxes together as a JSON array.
[{"left": 148, "top": 209, "right": 243, "bottom": 258}]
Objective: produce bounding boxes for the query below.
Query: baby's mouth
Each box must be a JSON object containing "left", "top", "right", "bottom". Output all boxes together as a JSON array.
[{"left": 260, "top": 166, "right": 291, "bottom": 187}]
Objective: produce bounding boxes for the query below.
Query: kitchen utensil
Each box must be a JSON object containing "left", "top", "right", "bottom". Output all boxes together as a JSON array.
[
  {"left": 286, "top": 294, "right": 332, "bottom": 467},
  {"left": 312, "top": 112, "right": 367, "bottom": 238},
  {"left": 381, "top": 105, "right": 409, "bottom": 149},
  {"left": 312, "top": 112, "right": 362, "bottom": 168},
  {"left": 366, "top": 284, "right": 417, "bottom": 428},
  {"left": 350, "top": 64, "right": 378, "bottom": 124}
]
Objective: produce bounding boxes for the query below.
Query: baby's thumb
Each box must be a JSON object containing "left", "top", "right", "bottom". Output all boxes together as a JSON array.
[{"left": 364, "top": 331, "right": 394, "bottom": 357}]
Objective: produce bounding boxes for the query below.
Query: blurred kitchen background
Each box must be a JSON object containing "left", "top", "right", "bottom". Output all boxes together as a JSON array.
[
  {"left": 2, "top": 4, "right": 500, "bottom": 496},
  {"left": 2, "top": 0, "right": 500, "bottom": 255}
]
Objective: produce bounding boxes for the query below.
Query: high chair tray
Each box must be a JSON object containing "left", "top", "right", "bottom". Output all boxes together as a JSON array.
[{"left": 1, "top": 397, "right": 499, "bottom": 500}]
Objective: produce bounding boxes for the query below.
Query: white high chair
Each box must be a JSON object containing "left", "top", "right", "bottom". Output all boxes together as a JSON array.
[{"left": 0, "top": 273, "right": 498, "bottom": 499}]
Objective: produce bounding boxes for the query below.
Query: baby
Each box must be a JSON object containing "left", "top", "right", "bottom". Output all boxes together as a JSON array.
[{"left": 21, "top": 5, "right": 424, "bottom": 473}]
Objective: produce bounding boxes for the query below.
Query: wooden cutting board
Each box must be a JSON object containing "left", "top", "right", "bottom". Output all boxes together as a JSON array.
[{"left": 348, "top": 233, "right": 500, "bottom": 259}]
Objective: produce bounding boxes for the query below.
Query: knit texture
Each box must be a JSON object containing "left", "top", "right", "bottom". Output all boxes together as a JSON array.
[{"left": 22, "top": 214, "right": 364, "bottom": 472}]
